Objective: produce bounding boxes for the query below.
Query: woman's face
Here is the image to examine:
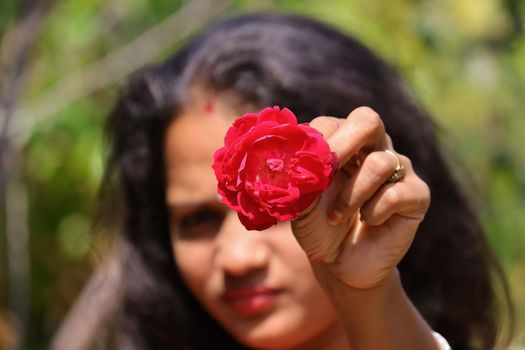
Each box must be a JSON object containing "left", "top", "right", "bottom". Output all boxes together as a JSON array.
[{"left": 165, "top": 96, "right": 342, "bottom": 349}]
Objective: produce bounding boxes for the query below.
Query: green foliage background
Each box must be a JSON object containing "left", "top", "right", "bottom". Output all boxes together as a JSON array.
[{"left": 0, "top": 0, "right": 524, "bottom": 348}]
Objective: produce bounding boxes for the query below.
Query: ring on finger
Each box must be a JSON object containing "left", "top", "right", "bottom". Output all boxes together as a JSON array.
[{"left": 384, "top": 149, "right": 405, "bottom": 183}]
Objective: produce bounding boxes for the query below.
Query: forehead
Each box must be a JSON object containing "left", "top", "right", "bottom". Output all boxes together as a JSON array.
[{"left": 164, "top": 99, "right": 237, "bottom": 206}]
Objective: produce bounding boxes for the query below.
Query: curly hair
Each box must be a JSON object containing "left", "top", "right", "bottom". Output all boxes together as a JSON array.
[{"left": 101, "top": 13, "right": 513, "bottom": 350}]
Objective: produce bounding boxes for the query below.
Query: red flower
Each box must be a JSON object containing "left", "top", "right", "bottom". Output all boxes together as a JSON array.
[{"left": 212, "top": 106, "right": 338, "bottom": 230}]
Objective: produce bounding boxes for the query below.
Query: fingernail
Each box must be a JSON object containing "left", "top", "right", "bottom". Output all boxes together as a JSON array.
[{"left": 328, "top": 210, "right": 343, "bottom": 226}]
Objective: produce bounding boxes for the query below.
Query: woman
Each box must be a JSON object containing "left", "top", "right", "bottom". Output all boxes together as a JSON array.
[{"left": 93, "top": 13, "right": 512, "bottom": 349}]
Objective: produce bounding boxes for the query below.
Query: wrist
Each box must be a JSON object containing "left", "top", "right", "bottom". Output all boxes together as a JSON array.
[
  {"left": 312, "top": 266, "right": 439, "bottom": 350},
  {"left": 311, "top": 264, "right": 401, "bottom": 310},
  {"left": 311, "top": 255, "right": 401, "bottom": 291}
]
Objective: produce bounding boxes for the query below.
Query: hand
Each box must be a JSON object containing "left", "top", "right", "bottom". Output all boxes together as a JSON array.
[{"left": 292, "top": 107, "right": 430, "bottom": 290}]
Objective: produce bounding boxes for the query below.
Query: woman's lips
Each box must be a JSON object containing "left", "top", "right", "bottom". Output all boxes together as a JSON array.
[{"left": 222, "top": 285, "right": 282, "bottom": 317}]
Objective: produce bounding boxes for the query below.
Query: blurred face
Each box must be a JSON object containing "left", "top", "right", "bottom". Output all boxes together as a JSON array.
[{"left": 165, "top": 95, "right": 343, "bottom": 349}]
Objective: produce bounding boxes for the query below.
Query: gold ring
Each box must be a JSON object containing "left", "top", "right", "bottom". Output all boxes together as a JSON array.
[{"left": 384, "top": 150, "right": 405, "bottom": 183}]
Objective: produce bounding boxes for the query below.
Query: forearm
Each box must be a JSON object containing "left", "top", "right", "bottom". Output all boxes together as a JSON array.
[{"left": 312, "top": 266, "right": 440, "bottom": 350}]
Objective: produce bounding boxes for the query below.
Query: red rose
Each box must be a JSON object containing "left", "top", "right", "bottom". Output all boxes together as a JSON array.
[{"left": 212, "top": 106, "right": 338, "bottom": 231}]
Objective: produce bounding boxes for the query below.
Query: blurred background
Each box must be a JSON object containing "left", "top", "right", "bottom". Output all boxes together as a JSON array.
[{"left": 0, "top": 0, "right": 524, "bottom": 349}]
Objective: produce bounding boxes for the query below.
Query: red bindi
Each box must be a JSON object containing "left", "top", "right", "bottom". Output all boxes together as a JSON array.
[{"left": 205, "top": 101, "right": 214, "bottom": 114}]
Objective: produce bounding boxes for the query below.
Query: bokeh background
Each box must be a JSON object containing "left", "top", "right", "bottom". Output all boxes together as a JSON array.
[{"left": 0, "top": 0, "right": 524, "bottom": 349}]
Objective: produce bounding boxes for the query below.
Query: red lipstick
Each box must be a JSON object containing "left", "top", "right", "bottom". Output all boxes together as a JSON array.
[{"left": 222, "top": 285, "right": 282, "bottom": 317}]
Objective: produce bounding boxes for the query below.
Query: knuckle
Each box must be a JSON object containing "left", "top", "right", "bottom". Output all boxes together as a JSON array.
[
  {"left": 353, "top": 106, "right": 379, "bottom": 119},
  {"left": 310, "top": 116, "right": 340, "bottom": 138},
  {"left": 383, "top": 187, "right": 401, "bottom": 207},
  {"left": 417, "top": 180, "right": 431, "bottom": 208},
  {"left": 403, "top": 176, "right": 431, "bottom": 211},
  {"left": 398, "top": 154, "right": 412, "bottom": 168},
  {"left": 366, "top": 151, "right": 392, "bottom": 177},
  {"left": 353, "top": 106, "right": 384, "bottom": 135},
  {"left": 310, "top": 115, "right": 332, "bottom": 126},
  {"left": 385, "top": 134, "right": 393, "bottom": 146}
]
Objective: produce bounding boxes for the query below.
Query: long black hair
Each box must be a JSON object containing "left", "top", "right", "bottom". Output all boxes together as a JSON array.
[{"left": 102, "top": 13, "right": 514, "bottom": 350}]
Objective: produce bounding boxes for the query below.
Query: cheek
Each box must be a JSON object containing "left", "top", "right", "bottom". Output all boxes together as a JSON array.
[
  {"left": 270, "top": 224, "right": 336, "bottom": 313},
  {"left": 172, "top": 239, "right": 214, "bottom": 294},
  {"left": 269, "top": 223, "right": 315, "bottom": 280},
  {"left": 281, "top": 243, "right": 325, "bottom": 300}
]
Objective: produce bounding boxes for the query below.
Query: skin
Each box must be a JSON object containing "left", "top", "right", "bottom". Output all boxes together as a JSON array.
[{"left": 165, "top": 93, "right": 439, "bottom": 350}]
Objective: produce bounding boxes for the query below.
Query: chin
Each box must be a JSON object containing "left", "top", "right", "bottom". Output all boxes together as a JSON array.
[
  {"left": 227, "top": 312, "right": 313, "bottom": 350},
  {"left": 238, "top": 333, "right": 305, "bottom": 350}
]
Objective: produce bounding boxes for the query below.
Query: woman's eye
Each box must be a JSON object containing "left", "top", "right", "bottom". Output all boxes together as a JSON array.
[{"left": 175, "top": 207, "right": 225, "bottom": 239}]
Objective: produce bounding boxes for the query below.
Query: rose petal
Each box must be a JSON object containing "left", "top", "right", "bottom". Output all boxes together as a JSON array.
[
  {"left": 212, "top": 106, "right": 337, "bottom": 231},
  {"left": 212, "top": 147, "right": 226, "bottom": 178},
  {"left": 224, "top": 114, "right": 258, "bottom": 146},
  {"left": 238, "top": 211, "right": 276, "bottom": 231},
  {"left": 257, "top": 106, "right": 297, "bottom": 125}
]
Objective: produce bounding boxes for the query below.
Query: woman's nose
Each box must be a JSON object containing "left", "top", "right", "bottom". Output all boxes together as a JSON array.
[{"left": 215, "top": 211, "right": 269, "bottom": 276}]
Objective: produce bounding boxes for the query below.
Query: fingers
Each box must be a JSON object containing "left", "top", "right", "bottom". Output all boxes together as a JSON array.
[
  {"left": 328, "top": 150, "right": 402, "bottom": 224},
  {"left": 328, "top": 152, "right": 430, "bottom": 226},
  {"left": 326, "top": 107, "right": 388, "bottom": 167},
  {"left": 360, "top": 156, "right": 430, "bottom": 225},
  {"left": 309, "top": 107, "right": 430, "bottom": 229}
]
